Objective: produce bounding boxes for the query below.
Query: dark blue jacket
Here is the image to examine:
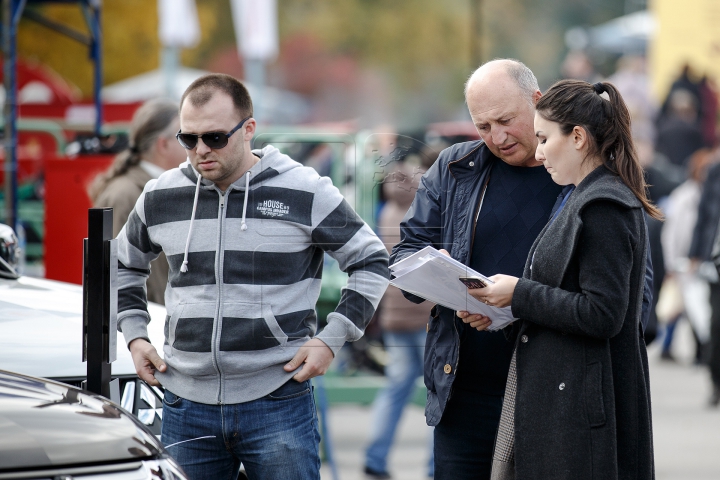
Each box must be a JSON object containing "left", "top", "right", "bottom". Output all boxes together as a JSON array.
[
  {"left": 391, "top": 141, "right": 497, "bottom": 426},
  {"left": 391, "top": 141, "right": 653, "bottom": 426}
]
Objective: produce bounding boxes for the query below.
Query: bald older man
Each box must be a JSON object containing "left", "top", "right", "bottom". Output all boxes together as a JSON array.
[{"left": 391, "top": 59, "right": 562, "bottom": 479}]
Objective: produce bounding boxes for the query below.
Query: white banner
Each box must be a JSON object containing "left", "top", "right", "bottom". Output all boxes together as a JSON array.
[
  {"left": 158, "top": 0, "right": 201, "bottom": 48},
  {"left": 230, "top": 0, "right": 279, "bottom": 61}
]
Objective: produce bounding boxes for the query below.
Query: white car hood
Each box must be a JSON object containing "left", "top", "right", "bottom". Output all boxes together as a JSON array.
[{"left": 0, "top": 276, "right": 166, "bottom": 379}]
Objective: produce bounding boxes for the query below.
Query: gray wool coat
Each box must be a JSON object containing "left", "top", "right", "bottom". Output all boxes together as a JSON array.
[{"left": 509, "top": 166, "right": 654, "bottom": 480}]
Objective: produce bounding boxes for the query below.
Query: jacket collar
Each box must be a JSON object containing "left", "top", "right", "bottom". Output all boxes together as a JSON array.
[
  {"left": 572, "top": 165, "right": 642, "bottom": 209},
  {"left": 447, "top": 140, "right": 495, "bottom": 180},
  {"left": 524, "top": 165, "right": 644, "bottom": 285}
]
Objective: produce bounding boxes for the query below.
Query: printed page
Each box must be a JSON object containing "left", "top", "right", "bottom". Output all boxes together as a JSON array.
[{"left": 390, "top": 253, "right": 515, "bottom": 330}]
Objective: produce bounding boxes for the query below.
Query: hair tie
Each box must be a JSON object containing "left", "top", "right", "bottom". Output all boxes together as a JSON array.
[
  {"left": 129, "top": 145, "right": 140, "bottom": 154},
  {"left": 592, "top": 82, "right": 605, "bottom": 95}
]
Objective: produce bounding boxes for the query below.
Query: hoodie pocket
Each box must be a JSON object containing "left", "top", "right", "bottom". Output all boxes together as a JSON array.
[
  {"left": 166, "top": 302, "right": 218, "bottom": 376},
  {"left": 168, "top": 302, "right": 216, "bottom": 353},
  {"left": 219, "top": 302, "right": 289, "bottom": 351}
]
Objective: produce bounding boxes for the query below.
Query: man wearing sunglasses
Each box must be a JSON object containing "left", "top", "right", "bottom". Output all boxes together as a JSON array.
[{"left": 114, "top": 73, "right": 389, "bottom": 479}]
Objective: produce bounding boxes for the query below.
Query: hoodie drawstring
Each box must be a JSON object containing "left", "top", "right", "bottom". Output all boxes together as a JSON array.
[
  {"left": 181, "top": 170, "right": 251, "bottom": 273},
  {"left": 241, "top": 171, "right": 251, "bottom": 231},
  {"left": 180, "top": 173, "right": 202, "bottom": 273}
]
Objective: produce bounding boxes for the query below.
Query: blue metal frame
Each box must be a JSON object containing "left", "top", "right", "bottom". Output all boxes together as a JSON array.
[{"left": 1, "top": 0, "right": 102, "bottom": 230}]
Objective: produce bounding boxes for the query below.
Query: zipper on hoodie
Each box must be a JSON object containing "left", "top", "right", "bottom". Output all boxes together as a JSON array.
[{"left": 213, "top": 190, "right": 227, "bottom": 404}]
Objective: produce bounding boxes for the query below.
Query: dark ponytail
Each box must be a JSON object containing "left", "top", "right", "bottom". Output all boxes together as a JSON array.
[
  {"left": 536, "top": 79, "right": 662, "bottom": 220},
  {"left": 88, "top": 98, "right": 179, "bottom": 202}
]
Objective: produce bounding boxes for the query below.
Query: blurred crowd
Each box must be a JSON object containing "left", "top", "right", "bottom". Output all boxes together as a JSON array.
[{"left": 578, "top": 55, "right": 720, "bottom": 408}]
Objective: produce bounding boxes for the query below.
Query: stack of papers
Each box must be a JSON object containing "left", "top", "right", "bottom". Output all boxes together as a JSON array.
[{"left": 390, "top": 247, "right": 516, "bottom": 331}]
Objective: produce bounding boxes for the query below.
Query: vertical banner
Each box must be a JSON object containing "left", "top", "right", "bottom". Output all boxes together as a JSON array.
[
  {"left": 230, "top": 0, "right": 279, "bottom": 62},
  {"left": 158, "top": 0, "right": 201, "bottom": 48},
  {"left": 158, "top": 0, "right": 201, "bottom": 98},
  {"left": 230, "top": 0, "right": 279, "bottom": 123}
]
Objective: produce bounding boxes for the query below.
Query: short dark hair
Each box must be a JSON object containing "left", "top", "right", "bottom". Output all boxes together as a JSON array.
[{"left": 180, "top": 73, "right": 253, "bottom": 119}]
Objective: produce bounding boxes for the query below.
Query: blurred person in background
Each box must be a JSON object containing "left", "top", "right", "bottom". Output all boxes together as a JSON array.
[
  {"left": 636, "top": 135, "right": 683, "bottom": 344},
  {"left": 658, "top": 64, "right": 703, "bottom": 126},
  {"left": 660, "top": 149, "right": 717, "bottom": 362},
  {"left": 364, "top": 158, "right": 434, "bottom": 480},
  {"left": 689, "top": 146, "right": 720, "bottom": 406},
  {"left": 698, "top": 76, "right": 719, "bottom": 148},
  {"left": 608, "top": 55, "right": 658, "bottom": 148},
  {"left": 655, "top": 88, "right": 705, "bottom": 169},
  {"left": 88, "top": 98, "right": 186, "bottom": 305},
  {"left": 560, "top": 50, "right": 602, "bottom": 84}
]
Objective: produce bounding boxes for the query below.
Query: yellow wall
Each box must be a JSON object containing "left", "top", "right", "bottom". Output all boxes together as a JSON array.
[{"left": 649, "top": 0, "right": 720, "bottom": 101}]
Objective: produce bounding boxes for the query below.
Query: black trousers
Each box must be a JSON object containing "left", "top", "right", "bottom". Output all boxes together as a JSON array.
[
  {"left": 709, "top": 282, "right": 720, "bottom": 388},
  {"left": 433, "top": 389, "right": 504, "bottom": 480}
]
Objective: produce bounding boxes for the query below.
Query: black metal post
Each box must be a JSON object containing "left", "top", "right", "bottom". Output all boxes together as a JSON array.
[
  {"left": 82, "top": 208, "right": 118, "bottom": 399},
  {"left": 2, "top": 0, "right": 24, "bottom": 231},
  {"left": 82, "top": 0, "right": 103, "bottom": 136}
]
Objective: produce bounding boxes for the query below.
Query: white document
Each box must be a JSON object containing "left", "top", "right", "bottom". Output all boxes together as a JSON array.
[{"left": 389, "top": 247, "right": 516, "bottom": 331}]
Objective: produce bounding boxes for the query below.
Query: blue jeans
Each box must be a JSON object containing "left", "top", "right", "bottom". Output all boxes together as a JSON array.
[
  {"left": 365, "top": 329, "right": 434, "bottom": 476},
  {"left": 161, "top": 379, "right": 320, "bottom": 480}
]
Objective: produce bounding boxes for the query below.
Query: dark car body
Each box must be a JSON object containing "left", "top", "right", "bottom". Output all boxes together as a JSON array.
[
  {"left": 0, "top": 369, "right": 186, "bottom": 479},
  {"left": 0, "top": 275, "right": 166, "bottom": 435}
]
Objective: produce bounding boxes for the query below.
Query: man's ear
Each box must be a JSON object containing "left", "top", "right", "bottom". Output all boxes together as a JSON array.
[
  {"left": 532, "top": 90, "right": 542, "bottom": 106},
  {"left": 572, "top": 125, "right": 589, "bottom": 151},
  {"left": 243, "top": 118, "right": 257, "bottom": 141}
]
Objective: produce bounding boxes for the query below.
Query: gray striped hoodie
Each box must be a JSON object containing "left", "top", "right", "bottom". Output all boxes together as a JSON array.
[{"left": 116, "top": 145, "right": 389, "bottom": 404}]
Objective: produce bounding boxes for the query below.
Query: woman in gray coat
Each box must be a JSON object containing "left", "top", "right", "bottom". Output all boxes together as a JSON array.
[{"left": 463, "top": 80, "right": 660, "bottom": 479}]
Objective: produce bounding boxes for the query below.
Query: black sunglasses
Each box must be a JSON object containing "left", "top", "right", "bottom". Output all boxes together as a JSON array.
[{"left": 176, "top": 115, "right": 252, "bottom": 150}]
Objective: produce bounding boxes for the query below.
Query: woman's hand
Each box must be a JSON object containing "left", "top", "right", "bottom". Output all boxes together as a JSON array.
[
  {"left": 467, "top": 274, "right": 519, "bottom": 308},
  {"left": 457, "top": 311, "right": 492, "bottom": 331}
]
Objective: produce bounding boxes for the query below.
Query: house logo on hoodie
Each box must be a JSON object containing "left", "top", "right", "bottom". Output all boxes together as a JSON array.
[{"left": 257, "top": 199, "right": 290, "bottom": 218}]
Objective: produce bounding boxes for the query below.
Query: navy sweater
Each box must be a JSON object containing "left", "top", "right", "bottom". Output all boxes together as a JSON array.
[{"left": 454, "top": 160, "right": 561, "bottom": 395}]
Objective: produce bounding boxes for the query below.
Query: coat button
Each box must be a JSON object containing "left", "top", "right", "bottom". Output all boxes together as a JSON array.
[
  {"left": 559, "top": 382, "right": 566, "bottom": 390},
  {"left": 469, "top": 161, "right": 475, "bottom": 167},
  {"left": 444, "top": 364, "right": 452, "bottom": 374},
  {"left": 520, "top": 335, "right": 528, "bottom": 343}
]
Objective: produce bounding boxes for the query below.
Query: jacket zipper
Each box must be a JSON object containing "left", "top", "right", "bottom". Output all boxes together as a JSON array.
[
  {"left": 214, "top": 191, "right": 226, "bottom": 404},
  {"left": 454, "top": 170, "right": 492, "bottom": 373},
  {"left": 469, "top": 172, "right": 492, "bottom": 254}
]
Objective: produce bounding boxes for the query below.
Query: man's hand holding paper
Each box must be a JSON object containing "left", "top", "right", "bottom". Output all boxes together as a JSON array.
[{"left": 389, "top": 246, "right": 516, "bottom": 331}]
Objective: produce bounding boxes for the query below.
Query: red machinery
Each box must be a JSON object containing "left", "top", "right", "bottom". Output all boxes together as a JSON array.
[{"left": 2, "top": 57, "right": 140, "bottom": 284}]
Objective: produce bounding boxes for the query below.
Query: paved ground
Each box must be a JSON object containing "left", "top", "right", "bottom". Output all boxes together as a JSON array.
[{"left": 319, "top": 320, "right": 720, "bottom": 480}]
